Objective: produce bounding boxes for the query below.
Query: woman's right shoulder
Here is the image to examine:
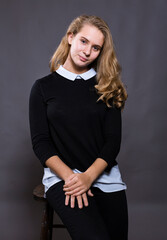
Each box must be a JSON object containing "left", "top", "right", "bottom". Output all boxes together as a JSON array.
[
  {"left": 30, "top": 72, "right": 58, "bottom": 97},
  {"left": 31, "top": 72, "right": 59, "bottom": 89},
  {"left": 34, "top": 72, "right": 57, "bottom": 85}
]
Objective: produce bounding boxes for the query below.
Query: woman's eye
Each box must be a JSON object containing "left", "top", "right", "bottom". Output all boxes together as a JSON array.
[
  {"left": 81, "top": 39, "right": 86, "bottom": 44},
  {"left": 93, "top": 46, "right": 100, "bottom": 51}
]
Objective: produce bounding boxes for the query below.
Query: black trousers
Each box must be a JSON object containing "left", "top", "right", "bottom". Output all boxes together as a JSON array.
[{"left": 46, "top": 181, "right": 128, "bottom": 240}]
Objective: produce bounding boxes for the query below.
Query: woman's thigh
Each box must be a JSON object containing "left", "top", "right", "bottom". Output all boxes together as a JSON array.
[
  {"left": 46, "top": 181, "right": 110, "bottom": 240},
  {"left": 92, "top": 187, "right": 128, "bottom": 240}
]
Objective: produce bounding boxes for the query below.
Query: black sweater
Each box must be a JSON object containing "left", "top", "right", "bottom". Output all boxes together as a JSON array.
[{"left": 29, "top": 72, "right": 122, "bottom": 172}]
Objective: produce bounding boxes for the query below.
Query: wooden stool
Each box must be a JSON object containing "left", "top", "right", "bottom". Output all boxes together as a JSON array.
[{"left": 33, "top": 184, "right": 66, "bottom": 240}]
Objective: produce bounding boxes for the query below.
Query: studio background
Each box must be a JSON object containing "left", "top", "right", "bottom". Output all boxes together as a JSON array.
[{"left": 1, "top": 0, "right": 166, "bottom": 239}]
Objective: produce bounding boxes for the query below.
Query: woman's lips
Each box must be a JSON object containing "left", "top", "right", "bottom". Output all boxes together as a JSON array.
[{"left": 79, "top": 55, "right": 88, "bottom": 62}]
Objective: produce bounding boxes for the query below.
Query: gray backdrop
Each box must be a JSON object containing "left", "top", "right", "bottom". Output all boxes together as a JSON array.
[{"left": 1, "top": 0, "right": 167, "bottom": 239}]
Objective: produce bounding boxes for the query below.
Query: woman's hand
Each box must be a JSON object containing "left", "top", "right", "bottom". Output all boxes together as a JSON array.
[
  {"left": 63, "top": 172, "right": 93, "bottom": 196},
  {"left": 65, "top": 190, "right": 94, "bottom": 209},
  {"left": 63, "top": 172, "right": 94, "bottom": 208}
]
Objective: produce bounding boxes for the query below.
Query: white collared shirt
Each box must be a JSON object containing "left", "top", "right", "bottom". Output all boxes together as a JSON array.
[{"left": 56, "top": 65, "right": 96, "bottom": 80}]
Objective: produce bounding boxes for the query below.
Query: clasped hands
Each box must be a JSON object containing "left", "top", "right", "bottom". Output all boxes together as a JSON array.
[{"left": 63, "top": 172, "right": 94, "bottom": 209}]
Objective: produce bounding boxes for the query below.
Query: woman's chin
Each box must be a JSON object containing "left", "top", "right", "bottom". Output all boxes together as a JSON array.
[{"left": 73, "top": 62, "right": 89, "bottom": 70}]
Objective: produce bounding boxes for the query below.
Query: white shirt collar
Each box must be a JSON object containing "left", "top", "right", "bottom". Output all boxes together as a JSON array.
[{"left": 56, "top": 65, "right": 96, "bottom": 81}]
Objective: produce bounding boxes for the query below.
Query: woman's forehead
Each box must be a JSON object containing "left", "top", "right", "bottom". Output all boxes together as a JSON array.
[{"left": 77, "top": 24, "right": 104, "bottom": 46}]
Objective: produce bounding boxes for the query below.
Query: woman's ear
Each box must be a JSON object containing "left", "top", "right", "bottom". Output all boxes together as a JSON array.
[{"left": 68, "top": 32, "right": 73, "bottom": 45}]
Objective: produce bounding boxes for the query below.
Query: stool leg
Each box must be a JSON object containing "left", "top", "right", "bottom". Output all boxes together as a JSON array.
[
  {"left": 40, "top": 202, "right": 50, "bottom": 240},
  {"left": 48, "top": 204, "right": 54, "bottom": 240}
]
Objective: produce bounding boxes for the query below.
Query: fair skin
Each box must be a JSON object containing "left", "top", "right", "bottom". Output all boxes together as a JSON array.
[
  {"left": 63, "top": 24, "right": 104, "bottom": 74},
  {"left": 46, "top": 24, "right": 108, "bottom": 209}
]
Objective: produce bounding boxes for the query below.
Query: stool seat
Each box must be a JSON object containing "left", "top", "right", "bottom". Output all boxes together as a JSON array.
[
  {"left": 33, "top": 184, "right": 46, "bottom": 201},
  {"left": 33, "top": 183, "right": 66, "bottom": 240}
]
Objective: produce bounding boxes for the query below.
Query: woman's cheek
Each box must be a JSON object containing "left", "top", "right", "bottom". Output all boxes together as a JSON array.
[{"left": 92, "top": 52, "right": 99, "bottom": 61}]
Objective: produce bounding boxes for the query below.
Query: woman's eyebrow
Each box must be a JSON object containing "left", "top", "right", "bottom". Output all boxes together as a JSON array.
[{"left": 80, "top": 36, "right": 103, "bottom": 48}]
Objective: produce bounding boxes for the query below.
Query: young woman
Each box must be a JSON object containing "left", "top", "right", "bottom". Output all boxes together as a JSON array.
[{"left": 29, "top": 15, "right": 128, "bottom": 240}]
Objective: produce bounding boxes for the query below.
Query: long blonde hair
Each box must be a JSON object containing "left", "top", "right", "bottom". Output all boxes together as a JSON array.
[{"left": 50, "top": 15, "right": 127, "bottom": 109}]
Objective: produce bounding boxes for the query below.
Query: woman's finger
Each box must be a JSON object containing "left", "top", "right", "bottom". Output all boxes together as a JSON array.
[
  {"left": 76, "top": 195, "right": 83, "bottom": 209},
  {"left": 65, "top": 186, "right": 88, "bottom": 196},
  {"left": 70, "top": 189, "right": 85, "bottom": 196},
  {"left": 64, "top": 177, "right": 78, "bottom": 188},
  {"left": 70, "top": 195, "right": 75, "bottom": 208},
  {"left": 65, "top": 195, "right": 70, "bottom": 206},
  {"left": 65, "top": 186, "right": 83, "bottom": 195},
  {"left": 87, "top": 189, "right": 94, "bottom": 197},
  {"left": 63, "top": 182, "right": 80, "bottom": 192},
  {"left": 82, "top": 193, "right": 88, "bottom": 207}
]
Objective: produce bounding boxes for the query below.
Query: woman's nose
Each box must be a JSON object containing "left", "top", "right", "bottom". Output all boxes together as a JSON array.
[{"left": 83, "top": 46, "right": 91, "bottom": 56}]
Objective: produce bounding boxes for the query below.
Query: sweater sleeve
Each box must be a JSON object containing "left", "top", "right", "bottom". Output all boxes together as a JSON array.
[
  {"left": 29, "top": 80, "right": 58, "bottom": 167},
  {"left": 98, "top": 104, "right": 122, "bottom": 172}
]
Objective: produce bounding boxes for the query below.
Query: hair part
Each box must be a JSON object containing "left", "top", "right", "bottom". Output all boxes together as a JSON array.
[{"left": 50, "top": 15, "right": 127, "bottom": 110}]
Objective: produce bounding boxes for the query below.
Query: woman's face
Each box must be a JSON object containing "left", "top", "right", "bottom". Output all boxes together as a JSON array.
[{"left": 64, "top": 24, "right": 104, "bottom": 74}]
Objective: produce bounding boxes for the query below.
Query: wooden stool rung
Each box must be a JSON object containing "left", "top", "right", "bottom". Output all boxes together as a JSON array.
[{"left": 33, "top": 184, "right": 66, "bottom": 240}]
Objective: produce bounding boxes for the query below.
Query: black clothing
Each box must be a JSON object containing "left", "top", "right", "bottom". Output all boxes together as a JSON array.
[
  {"left": 29, "top": 72, "right": 121, "bottom": 172},
  {"left": 46, "top": 181, "right": 128, "bottom": 240}
]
